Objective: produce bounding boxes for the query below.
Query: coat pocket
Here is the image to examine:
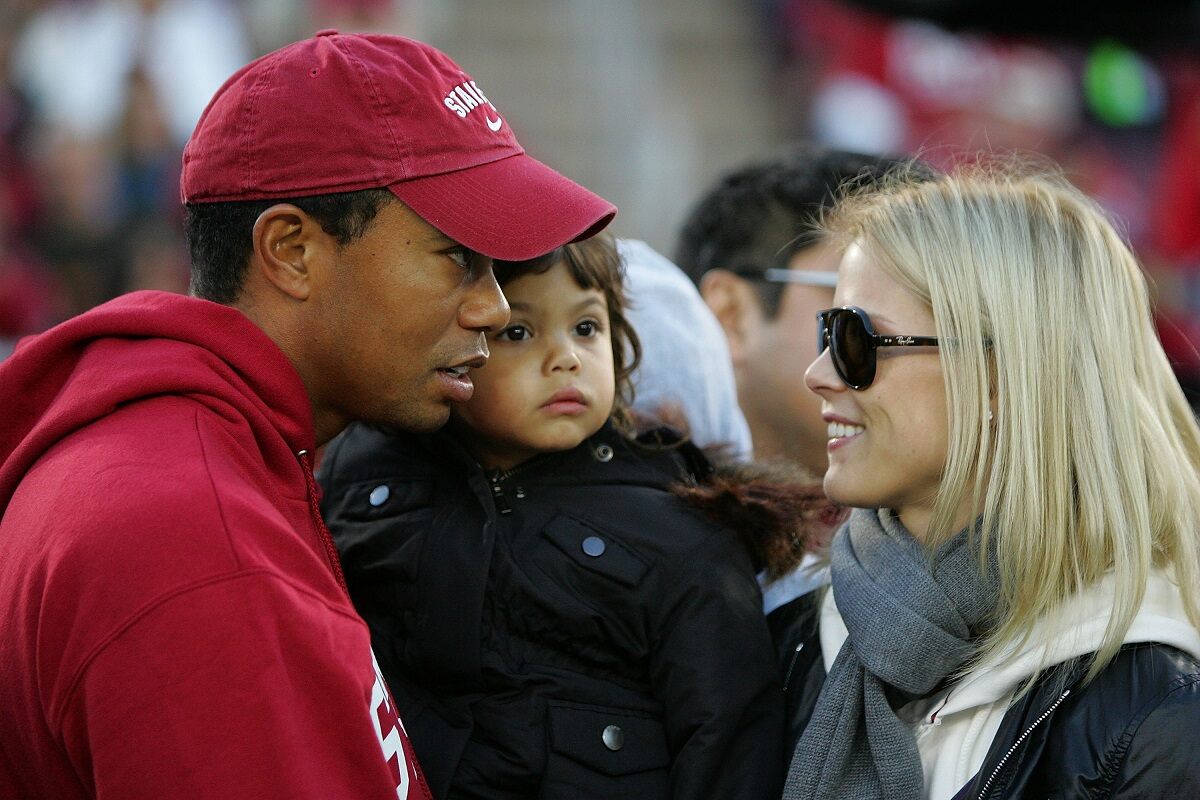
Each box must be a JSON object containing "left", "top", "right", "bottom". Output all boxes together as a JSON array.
[
  {"left": 541, "top": 514, "right": 651, "bottom": 588},
  {"left": 540, "top": 702, "right": 671, "bottom": 799}
]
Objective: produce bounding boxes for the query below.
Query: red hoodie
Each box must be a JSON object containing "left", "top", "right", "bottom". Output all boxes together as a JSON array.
[{"left": 0, "top": 291, "right": 430, "bottom": 799}]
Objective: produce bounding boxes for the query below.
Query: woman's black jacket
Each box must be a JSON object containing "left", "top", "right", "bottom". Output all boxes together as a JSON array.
[
  {"left": 317, "top": 421, "right": 785, "bottom": 800},
  {"left": 779, "top": 592, "right": 1200, "bottom": 798}
]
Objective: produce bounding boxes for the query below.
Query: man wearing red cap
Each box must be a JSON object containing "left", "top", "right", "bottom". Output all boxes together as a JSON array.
[{"left": 0, "top": 32, "right": 614, "bottom": 799}]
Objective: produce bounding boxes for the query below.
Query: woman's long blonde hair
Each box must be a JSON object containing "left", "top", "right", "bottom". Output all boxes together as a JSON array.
[{"left": 824, "top": 158, "right": 1200, "bottom": 681}]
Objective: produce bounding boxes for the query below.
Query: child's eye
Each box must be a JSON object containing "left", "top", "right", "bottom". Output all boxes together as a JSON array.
[
  {"left": 575, "top": 320, "right": 600, "bottom": 337},
  {"left": 497, "top": 325, "right": 529, "bottom": 342}
]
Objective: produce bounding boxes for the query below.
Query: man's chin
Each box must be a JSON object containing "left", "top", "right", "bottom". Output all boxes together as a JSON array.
[
  {"left": 359, "top": 401, "right": 451, "bottom": 435},
  {"left": 395, "top": 403, "right": 452, "bottom": 434}
]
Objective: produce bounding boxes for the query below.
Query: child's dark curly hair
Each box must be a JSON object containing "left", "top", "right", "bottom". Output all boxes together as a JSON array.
[{"left": 495, "top": 232, "right": 642, "bottom": 433}]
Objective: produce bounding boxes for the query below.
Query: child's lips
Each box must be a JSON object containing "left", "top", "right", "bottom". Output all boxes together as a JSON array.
[{"left": 542, "top": 388, "right": 588, "bottom": 415}]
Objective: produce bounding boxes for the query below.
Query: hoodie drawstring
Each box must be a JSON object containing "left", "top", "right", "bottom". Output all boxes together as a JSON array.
[{"left": 298, "top": 450, "right": 349, "bottom": 596}]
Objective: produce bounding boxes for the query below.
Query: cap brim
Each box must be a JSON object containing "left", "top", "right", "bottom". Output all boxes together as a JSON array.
[{"left": 388, "top": 153, "right": 616, "bottom": 262}]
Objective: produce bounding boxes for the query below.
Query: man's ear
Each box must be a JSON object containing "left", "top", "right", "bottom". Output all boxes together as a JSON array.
[
  {"left": 699, "top": 269, "right": 761, "bottom": 366},
  {"left": 249, "top": 204, "right": 335, "bottom": 302}
]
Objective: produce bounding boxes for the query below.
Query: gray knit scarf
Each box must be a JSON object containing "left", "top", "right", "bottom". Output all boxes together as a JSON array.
[{"left": 782, "top": 508, "right": 999, "bottom": 800}]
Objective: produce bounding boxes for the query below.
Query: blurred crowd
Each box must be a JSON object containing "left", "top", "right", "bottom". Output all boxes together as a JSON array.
[
  {"left": 2, "top": 0, "right": 1199, "bottom": 396},
  {"left": 765, "top": 0, "right": 1200, "bottom": 396},
  {"left": 0, "top": 0, "right": 408, "bottom": 357}
]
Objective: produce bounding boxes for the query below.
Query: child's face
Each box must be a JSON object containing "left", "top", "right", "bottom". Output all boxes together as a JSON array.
[{"left": 452, "top": 260, "right": 616, "bottom": 470}]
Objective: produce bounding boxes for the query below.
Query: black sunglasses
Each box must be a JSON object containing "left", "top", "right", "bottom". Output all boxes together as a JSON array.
[{"left": 817, "top": 306, "right": 939, "bottom": 390}]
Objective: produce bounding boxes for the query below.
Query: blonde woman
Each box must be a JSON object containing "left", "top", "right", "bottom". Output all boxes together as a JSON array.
[{"left": 783, "top": 163, "right": 1200, "bottom": 799}]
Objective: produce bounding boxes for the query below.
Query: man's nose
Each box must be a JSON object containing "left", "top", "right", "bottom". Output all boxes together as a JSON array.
[{"left": 461, "top": 260, "right": 510, "bottom": 333}]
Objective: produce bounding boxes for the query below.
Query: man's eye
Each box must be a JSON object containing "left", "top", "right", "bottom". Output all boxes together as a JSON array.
[
  {"left": 445, "top": 247, "right": 472, "bottom": 268},
  {"left": 497, "top": 325, "right": 529, "bottom": 341}
]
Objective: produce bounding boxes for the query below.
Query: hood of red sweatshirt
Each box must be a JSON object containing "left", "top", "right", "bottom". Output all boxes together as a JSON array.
[{"left": 0, "top": 290, "right": 314, "bottom": 517}]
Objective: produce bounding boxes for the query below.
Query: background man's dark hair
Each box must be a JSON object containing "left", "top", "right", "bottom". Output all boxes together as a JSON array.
[
  {"left": 185, "top": 188, "right": 395, "bottom": 304},
  {"left": 674, "top": 146, "right": 921, "bottom": 316}
]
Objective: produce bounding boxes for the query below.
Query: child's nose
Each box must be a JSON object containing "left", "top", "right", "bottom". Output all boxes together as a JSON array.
[{"left": 547, "top": 340, "right": 582, "bottom": 373}]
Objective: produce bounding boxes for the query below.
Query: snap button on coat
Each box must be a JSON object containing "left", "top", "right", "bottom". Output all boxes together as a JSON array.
[
  {"left": 602, "top": 725, "right": 624, "bottom": 751},
  {"left": 594, "top": 444, "right": 614, "bottom": 462},
  {"left": 582, "top": 536, "right": 606, "bottom": 557},
  {"left": 368, "top": 485, "right": 390, "bottom": 506}
]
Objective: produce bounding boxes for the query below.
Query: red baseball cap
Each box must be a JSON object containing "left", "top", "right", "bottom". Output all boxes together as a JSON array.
[{"left": 181, "top": 30, "right": 615, "bottom": 261}]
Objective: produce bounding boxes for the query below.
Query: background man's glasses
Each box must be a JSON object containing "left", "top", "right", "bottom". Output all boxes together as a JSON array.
[
  {"left": 737, "top": 268, "right": 838, "bottom": 288},
  {"left": 816, "top": 306, "right": 939, "bottom": 390}
]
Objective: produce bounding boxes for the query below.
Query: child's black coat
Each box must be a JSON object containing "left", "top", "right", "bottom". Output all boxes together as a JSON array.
[{"left": 318, "top": 420, "right": 785, "bottom": 800}]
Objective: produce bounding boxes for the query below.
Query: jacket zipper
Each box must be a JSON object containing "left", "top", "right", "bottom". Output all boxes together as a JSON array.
[
  {"left": 485, "top": 439, "right": 612, "bottom": 514},
  {"left": 782, "top": 642, "right": 805, "bottom": 693},
  {"left": 488, "top": 463, "right": 534, "bottom": 515},
  {"left": 486, "top": 437, "right": 615, "bottom": 514},
  {"left": 297, "top": 449, "right": 349, "bottom": 595},
  {"left": 976, "top": 688, "right": 1071, "bottom": 799}
]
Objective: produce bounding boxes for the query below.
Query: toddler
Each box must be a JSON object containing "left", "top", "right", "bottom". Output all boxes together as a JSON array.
[{"left": 320, "top": 234, "right": 810, "bottom": 799}]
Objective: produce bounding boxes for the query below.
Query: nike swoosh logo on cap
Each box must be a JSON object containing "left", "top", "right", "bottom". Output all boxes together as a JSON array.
[{"left": 486, "top": 115, "right": 503, "bottom": 132}]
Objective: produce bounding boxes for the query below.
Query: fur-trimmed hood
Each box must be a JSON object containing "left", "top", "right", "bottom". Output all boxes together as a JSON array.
[{"left": 671, "top": 454, "right": 843, "bottom": 580}]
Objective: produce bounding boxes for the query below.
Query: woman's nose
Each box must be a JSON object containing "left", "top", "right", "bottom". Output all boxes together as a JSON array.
[{"left": 804, "top": 346, "right": 843, "bottom": 396}]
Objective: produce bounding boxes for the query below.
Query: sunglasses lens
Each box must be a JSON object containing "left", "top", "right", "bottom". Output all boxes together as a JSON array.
[{"left": 831, "top": 310, "right": 874, "bottom": 388}]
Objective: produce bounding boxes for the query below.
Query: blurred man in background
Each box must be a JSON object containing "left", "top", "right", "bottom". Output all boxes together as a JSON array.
[
  {"left": 675, "top": 145, "right": 918, "bottom": 476},
  {"left": 675, "top": 146, "right": 924, "bottom": 749}
]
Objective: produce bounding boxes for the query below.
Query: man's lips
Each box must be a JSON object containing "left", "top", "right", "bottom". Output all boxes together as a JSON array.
[
  {"left": 541, "top": 387, "right": 588, "bottom": 415},
  {"left": 439, "top": 353, "right": 487, "bottom": 375},
  {"left": 436, "top": 353, "right": 487, "bottom": 403}
]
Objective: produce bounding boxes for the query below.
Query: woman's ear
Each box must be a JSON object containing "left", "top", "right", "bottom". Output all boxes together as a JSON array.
[{"left": 249, "top": 204, "right": 335, "bottom": 302}]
